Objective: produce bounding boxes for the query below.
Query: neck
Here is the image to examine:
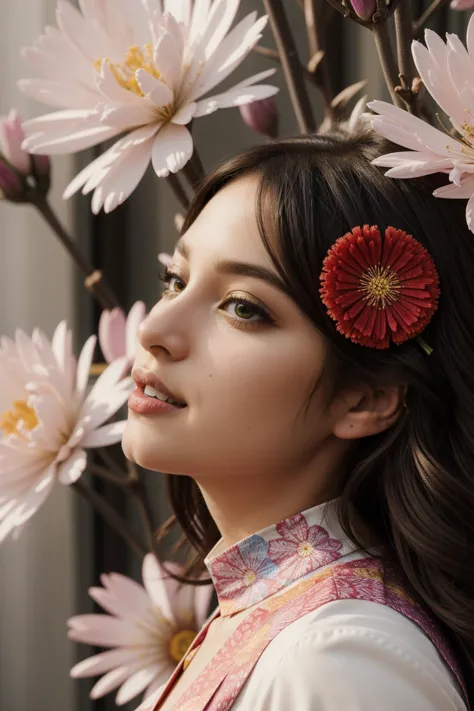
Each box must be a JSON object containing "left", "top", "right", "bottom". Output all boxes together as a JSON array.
[{"left": 196, "top": 464, "right": 339, "bottom": 551}]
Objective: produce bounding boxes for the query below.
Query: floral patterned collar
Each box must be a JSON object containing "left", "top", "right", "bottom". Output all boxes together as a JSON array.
[{"left": 204, "top": 498, "right": 360, "bottom": 617}]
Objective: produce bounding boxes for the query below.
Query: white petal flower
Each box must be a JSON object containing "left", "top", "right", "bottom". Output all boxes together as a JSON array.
[
  {"left": 19, "top": 0, "right": 278, "bottom": 213},
  {"left": 99, "top": 301, "right": 146, "bottom": 366},
  {"left": 368, "top": 15, "right": 474, "bottom": 233},
  {"left": 68, "top": 553, "right": 214, "bottom": 706},
  {"left": 0, "top": 321, "right": 132, "bottom": 543}
]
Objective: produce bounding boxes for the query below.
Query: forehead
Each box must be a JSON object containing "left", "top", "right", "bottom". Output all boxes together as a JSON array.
[{"left": 181, "top": 176, "right": 272, "bottom": 264}]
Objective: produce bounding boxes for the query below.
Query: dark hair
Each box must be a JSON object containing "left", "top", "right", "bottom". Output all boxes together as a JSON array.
[{"left": 156, "top": 128, "right": 474, "bottom": 700}]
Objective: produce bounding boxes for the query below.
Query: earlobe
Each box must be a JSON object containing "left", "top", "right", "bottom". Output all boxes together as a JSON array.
[{"left": 332, "top": 385, "right": 406, "bottom": 440}]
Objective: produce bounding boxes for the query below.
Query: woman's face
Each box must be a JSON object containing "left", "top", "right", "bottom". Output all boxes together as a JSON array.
[{"left": 122, "top": 176, "right": 338, "bottom": 483}]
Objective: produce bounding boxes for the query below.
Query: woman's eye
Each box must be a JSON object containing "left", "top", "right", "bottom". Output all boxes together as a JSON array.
[
  {"left": 221, "top": 295, "right": 274, "bottom": 326},
  {"left": 223, "top": 299, "right": 264, "bottom": 322},
  {"left": 167, "top": 275, "right": 185, "bottom": 293}
]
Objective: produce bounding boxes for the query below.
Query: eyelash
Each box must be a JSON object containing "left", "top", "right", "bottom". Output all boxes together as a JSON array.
[{"left": 158, "top": 266, "right": 275, "bottom": 328}]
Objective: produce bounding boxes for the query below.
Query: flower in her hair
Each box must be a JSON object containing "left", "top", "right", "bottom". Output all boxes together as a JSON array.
[
  {"left": 368, "top": 15, "right": 474, "bottom": 234},
  {"left": 319, "top": 226, "right": 440, "bottom": 349}
]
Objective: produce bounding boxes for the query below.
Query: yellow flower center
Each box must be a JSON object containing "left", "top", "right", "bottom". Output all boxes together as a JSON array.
[
  {"left": 243, "top": 569, "right": 257, "bottom": 586},
  {"left": 0, "top": 400, "right": 39, "bottom": 437},
  {"left": 95, "top": 44, "right": 161, "bottom": 97},
  {"left": 360, "top": 265, "right": 400, "bottom": 309},
  {"left": 169, "top": 629, "right": 197, "bottom": 663},
  {"left": 298, "top": 541, "right": 314, "bottom": 557}
]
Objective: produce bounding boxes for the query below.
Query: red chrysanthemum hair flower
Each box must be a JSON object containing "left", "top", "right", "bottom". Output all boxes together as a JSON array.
[{"left": 319, "top": 225, "right": 440, "bottom": 350}]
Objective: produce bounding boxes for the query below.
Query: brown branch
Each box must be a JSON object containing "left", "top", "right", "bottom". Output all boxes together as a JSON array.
[
  {"left": 303, "top": 0, "right": 335, "bottom": 120},
  {"left": 263, "top": 0, "right": 316, "bottom": 133},
  {"left": 31, "top": 196, "right": 120, "bottom": 310},
  {"left": 166, "top": 174, "right": 190, "bottom": 209},
  {"left": 394, "top": 1, "right": 417, "bottom": 114},
  {"left": 413, "top": 0, "right": 450, "bottom": 37},
  {"left": 74, "top": 478, "right": 146, "bottom": 559},
  {"left": 372, "top": 19, "right": 404, "bottom": 107}
]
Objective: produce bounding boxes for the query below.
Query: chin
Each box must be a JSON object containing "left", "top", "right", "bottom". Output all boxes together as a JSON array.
[{"left": 121, "top": 417, "right": 185, "bottom": 474}]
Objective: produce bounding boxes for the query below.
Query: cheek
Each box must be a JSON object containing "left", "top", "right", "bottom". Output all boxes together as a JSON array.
[{"left": 201, "top": 339, "right": 316, "bottom": 426}]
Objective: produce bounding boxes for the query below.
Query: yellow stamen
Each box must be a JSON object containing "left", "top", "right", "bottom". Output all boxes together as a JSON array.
[
  {"left": 243, "top": 569, "right": 257, "bottom": 586},
  {"left": 95, "top": 44, "right": 161, "bottom": 97},
  {"left": 298, "top": 541, "right": 314, "bottom": 557},
  {"left": 1, "top": 400, "right": 38, "bottom": 437},
  {"left": 169, "top": 629, "right": 197, "bottom": 663},
  {"left": 360, "top": 265, "right": 400, "bottom": 309}
]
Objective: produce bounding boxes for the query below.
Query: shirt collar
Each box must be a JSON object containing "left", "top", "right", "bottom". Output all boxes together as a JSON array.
[{"left": 204, "top": 498, "right": 359, "bottom": 617}]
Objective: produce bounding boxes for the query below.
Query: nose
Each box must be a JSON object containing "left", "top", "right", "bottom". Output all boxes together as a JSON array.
[{"left": 137, "top": 297, "right": 191, "bottom": 361}]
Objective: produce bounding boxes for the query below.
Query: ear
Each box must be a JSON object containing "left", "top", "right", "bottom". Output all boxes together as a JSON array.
[{"left": 332, "top": 384, "right": 406, "bottom": 440}]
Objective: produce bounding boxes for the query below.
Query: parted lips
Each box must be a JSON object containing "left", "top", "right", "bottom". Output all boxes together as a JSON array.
[{"left": 319, "top": 225, "right": 440, "bottom": 349}]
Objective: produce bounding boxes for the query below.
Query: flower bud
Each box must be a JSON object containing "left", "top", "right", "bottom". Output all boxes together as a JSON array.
[
  {"left": 239, "top": 98, "right": 279, "bottom": 139},
  {"left": 0, "top": 109, "right": 51, "bottom": 200},
  {"left": 350, "top": 0, "right": 376, "bottom": 20},
  {"left": 0, "top": 110, "right": 30, "bottom": 175},
  {"left": 0, "top": 160, "right": 24, "bottom": 201}
]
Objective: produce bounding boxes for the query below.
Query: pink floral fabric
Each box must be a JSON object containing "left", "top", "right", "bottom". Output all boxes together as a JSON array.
[
  {"left": 206, "top": 506, "right": 344, "bottom": 617},
  {"left": 149, "top": 557, "right": 466, "bottom": 711}
]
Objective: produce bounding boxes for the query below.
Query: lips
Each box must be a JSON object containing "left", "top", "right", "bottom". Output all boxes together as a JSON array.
[{"left": 132, "top": 367, "right": 187, "bottom": 406}]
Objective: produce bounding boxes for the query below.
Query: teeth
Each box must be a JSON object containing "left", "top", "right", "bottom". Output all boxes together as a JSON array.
[
  {"left": 143, "top": 384, "right": 184, "bottom": 406},
  {"left": 144, "top": 385, "right": 170, "bottom": 402}
]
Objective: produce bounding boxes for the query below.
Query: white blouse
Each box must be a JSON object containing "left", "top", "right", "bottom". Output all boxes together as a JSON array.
[
  {"left": 150, "top": 499, "right": 468, "bottom": 711},
  {"left": 233, "top": 597, "right": 466, "bottom": 710}
]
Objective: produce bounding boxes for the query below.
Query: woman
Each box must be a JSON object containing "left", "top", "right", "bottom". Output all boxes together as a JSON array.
[{"left": 123, "top": 128, "right": 474, "bottom": 711}]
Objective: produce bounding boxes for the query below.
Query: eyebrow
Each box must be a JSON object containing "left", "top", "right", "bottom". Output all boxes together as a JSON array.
[{"left": 174, "top": 238, "right": 291, "bottom": 297}]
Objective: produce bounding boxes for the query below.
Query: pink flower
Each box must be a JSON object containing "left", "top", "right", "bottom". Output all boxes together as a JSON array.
[
  {"left": 350, "top": 0, "right": 376, "bottom": 20},
  {"left": 68, "top": 554, "right": 214, "bottom": 706},
  {"left": 0, "top": 110, "right": 30, "bottom": 174},
  {"left": 158, "top": 252, "right": 173, "bottom": 268},
  {"left": 210, "top": 535, "right": 279, "bottom": 613},
  {"left": 239, "top": 97, "right": 279, "bottom": 138},
  {"left": 99, "top": 301, "right": 146, "bottom": 367},
  {"left": 0, "top": 110, "right": 50, "bottom": 200},
  {"left": 20, "top": 0, "right": 278, "bottom": 214},
  {"left": 450, "top": 0, "right": 474, "bottom": 9},
  {"left": 0, "top": 322, "right": 131, "bottom": 543},
  {"left": 267, "top": 514, "right": 343, "bottom": 579},
  {"left": 368, "top": 15, "right": 474, "bottom": 233}
]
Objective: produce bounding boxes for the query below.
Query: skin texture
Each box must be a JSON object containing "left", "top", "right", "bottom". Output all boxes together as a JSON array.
[{"left": 123, "top": 176, "right": 402, "bottom": 549}]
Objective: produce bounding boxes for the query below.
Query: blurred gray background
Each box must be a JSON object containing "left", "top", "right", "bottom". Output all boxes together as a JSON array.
[{"left": 0, "top": 1, "right": 468, "bottom": 709}]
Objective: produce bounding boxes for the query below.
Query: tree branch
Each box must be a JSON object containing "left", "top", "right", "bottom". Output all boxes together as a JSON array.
[
  {"left": 372, "top": 19, "right": 404, "bottom": 107},
  {"left": 304, "top": 0, "right": 335, "bottom": 120},
  {"left": 166, "top": 174, "right": 190, "bottom": 209},
  {"left": 31, "top": 196, "right": 120, "bottom": 310},
  {"left": 413, "top": 0, "right": 450, "bottom": 37},
  {"left": 74, "top": 478, "right": 146, "bottom": 559},
  {"left": 394, "top": 1, "right": 417, "bottom": 114},
  {"left": 263, "top": 0, "right": 316, "bottom": 133}
]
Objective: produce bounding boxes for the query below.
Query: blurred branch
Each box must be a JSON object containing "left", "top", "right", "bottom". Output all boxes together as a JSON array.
[
  {"left": 31, "top": 195, "right": 120, "bottom": 310},
  {"left": 128, "top": 465, "right": 161, "bottom": 561},
  {"left": 394, "top": 1, "right": 417, "bottom": 114},
  {"left": 166, "top": 174, "right": 190, "bottom": 209},
  {"left": 263, "top": 0, "right": 316, "bottom": 133},
  {"left": 413, "top": 0, "right": 450, "bottom": 36},
  {"left": 372, "top": 8, "right": 404, "bottom": 107},
  {"left": 304, "top": 0, "right": 335, "bottom": 120},
  {"left": 253, "top": 44, "right": 317, "bottom": 85},
  {"left": 182, "top": 147, "right": 206, "bottom": 190},
  {"left": 74, "top": 478, "right": 146, "bottom": 559}
]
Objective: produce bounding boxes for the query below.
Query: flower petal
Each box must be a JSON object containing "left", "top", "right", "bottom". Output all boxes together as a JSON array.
[
  {"left": 71, "top": 648, "right": 136, "bottom": 678},
  {"left": 81, "top": 420, "right": 127, "bottom": 448},
  {"left": 57, "top": 448, "right": 87, "bottom": 485},
  {"left": 99, "top": 308, "right": 127, "bottom": 363},
  {"left": 151, "top": 124, "right": 193, "bottom": 177},
  {"left": 115, "top": 666, "right": 159, "bottom": 705}
]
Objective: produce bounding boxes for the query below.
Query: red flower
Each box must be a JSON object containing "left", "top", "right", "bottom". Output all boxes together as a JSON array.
[{"left": 319, "top": 225, "right": 440, "bottom": 349}]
